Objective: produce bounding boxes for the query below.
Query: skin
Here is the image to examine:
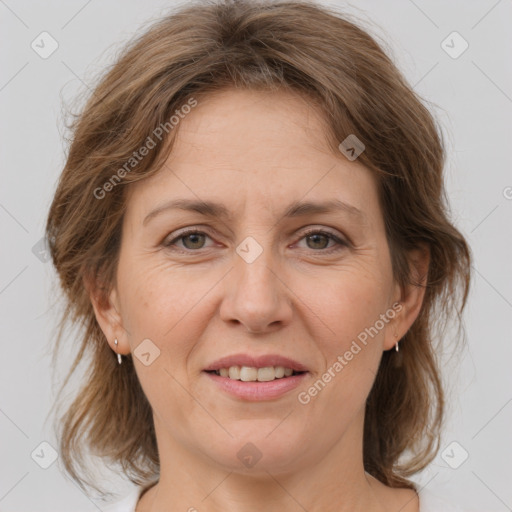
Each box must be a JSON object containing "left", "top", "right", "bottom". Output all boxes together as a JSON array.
[{"left": 90, "top": 87, "right": 428, "bottom": 512}]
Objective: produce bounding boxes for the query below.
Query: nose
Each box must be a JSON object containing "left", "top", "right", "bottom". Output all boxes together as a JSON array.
[{"left": 219, "top": 247, "right": 293, "bottom": 334}]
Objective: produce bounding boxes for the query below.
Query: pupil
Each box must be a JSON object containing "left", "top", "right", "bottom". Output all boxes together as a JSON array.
[
  {"left": 183, "top": 233, "right": 204, "bottom": 249},
  {"left": 308, "top": 233, "right": 328, "bottom": 249}
]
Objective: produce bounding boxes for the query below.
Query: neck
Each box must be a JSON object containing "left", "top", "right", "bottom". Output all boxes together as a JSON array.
[{"left": 137, "top": 410, "right": 394, "bottom": 512}]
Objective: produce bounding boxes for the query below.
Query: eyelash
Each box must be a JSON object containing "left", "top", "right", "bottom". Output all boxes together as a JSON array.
[{"left": 162, "top": 227, "right": 348, "bottom": 255}]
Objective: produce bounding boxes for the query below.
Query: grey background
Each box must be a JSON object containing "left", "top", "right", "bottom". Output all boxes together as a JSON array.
[{"left": 1, "top": 0, "right": 511, "bottom": 510}]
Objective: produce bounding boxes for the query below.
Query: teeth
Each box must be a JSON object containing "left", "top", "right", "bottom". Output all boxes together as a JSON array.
[
  {"left": 240, "top": 366, "right": 258, "bottom": 381},
  {"left": 274, "top": 366, "right": 285, "bottom": 378},
  {"left": 213, "top": 365, "right": 300, "bottom": 381},
  {"left": 228, "top": 366, "right": 240, "bottom": 379}
]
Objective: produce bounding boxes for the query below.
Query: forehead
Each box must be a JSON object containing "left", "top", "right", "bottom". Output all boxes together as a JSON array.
[
  {"left": 125, "top": 88, "right": 381, "bottom": 227},
  {"left": 174, "top": 87, "right": 331, "bottom": 162}
]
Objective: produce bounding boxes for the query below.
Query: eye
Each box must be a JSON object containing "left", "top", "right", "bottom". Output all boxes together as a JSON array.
[
  {"left": 162, "top": 229, "right": 214, "bottom": 252},
  {"left": 295, "top": 228, "right": 348, "bottom": 253},
  {"left": 162, "top": 227, "right": 348, "bottom": 254}
]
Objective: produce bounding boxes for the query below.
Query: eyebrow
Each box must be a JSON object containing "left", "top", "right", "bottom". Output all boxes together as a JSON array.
[{"left": 142, "top": 198, "right": 366, "bottom": 226}]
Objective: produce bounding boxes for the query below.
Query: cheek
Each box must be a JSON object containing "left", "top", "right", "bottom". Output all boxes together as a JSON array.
[
  {"left": 303, "top": 262, "right": 391, "bottom": 400},
  {"left": 117, "top": 262, "right": 206, "bottom": 414},
  {"left": 117, "top": 257, "right": 220, "bottom": 372},
  {"left": 309, "top": 265, "right": 391, "bottom": 344},
  {"left": 118, "top": 255, "right": 191, "bottom": 334}
]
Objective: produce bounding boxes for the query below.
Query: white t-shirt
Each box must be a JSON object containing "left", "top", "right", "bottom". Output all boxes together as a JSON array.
[{"left": 101, "top": 485, "right": 465, "bottom": 511}]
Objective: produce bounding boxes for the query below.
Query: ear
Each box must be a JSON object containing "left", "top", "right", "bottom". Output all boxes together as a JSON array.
[
  {"left": 83, "top": 273, "right": 131, "bottom": 356},
  {"left": 383, "top": 243, "right": 430, "bottom": 351}
]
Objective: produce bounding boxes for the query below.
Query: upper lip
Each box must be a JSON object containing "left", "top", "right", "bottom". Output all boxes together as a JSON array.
[{"left": 203, "top": 353, "right": 309, "bottom": 372}]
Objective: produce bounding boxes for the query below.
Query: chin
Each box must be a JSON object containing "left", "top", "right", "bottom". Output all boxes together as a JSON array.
[{"left": 199, "top": 430, "right": 306, "bottom": 474}]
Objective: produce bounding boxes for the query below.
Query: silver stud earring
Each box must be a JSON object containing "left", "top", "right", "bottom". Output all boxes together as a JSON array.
[
  {"left": 114, "top": 338, "right": 122, "bottom": 365},
  {"left": 394, "top": 332, "right": 399, "bottom": 352}
]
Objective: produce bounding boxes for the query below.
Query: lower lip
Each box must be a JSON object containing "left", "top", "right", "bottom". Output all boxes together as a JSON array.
[{"left": 203, "top": 371, "right": 308, "bottom": 401}]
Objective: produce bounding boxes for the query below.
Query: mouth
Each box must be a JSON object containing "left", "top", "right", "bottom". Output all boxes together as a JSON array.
[
  {"left": 205, "top": 365, "right": 307, "bottom": 382},
  {"left": 203, "top": 366, "right": 309, "bottom": 401},
  {"left": 202, "top": 353, "right": 310, "bottom": 401}
]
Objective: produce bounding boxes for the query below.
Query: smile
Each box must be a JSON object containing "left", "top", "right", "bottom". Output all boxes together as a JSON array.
[
  {"left": 207, "top": 365, "right": 304, "bottom": 382},
  {"left": 203, "top": 367, "right": 308, "bottom": 401}
]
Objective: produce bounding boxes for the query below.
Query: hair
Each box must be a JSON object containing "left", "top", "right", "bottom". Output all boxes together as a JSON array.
[{"left": 46, "top": 0, "right": 472, "bottom": 498}]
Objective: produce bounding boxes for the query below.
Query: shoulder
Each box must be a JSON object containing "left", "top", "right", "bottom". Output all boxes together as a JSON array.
[
  {"left": 101, "top": 486, "right": 143, "bottom": 512},
  {"left": 419, "top": 488, "right": 465, "bottom": 512}
]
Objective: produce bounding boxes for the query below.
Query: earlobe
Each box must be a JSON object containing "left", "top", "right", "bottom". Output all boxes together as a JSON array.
[
  {"left": 83, "top": 274, "right": 130, "bottom": 355},
  {"left": 384, "top": 244, "right": 430, "bottom": 351}
]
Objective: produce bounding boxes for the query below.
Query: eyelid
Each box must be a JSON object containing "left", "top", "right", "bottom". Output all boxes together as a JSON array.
[{"left": 298, "top": 225, "right": 345, "bottom": 239}]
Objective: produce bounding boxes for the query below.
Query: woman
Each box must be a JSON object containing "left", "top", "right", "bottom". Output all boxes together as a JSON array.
[{"left": 46, "top": 1, "right": 471, "bottom": 511}]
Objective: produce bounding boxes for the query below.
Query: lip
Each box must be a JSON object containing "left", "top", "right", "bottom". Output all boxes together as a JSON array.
[
  {"left": 203, "top": 353, "right": 309, "bottom": 372},
  {"left": 204, "top": 371, "right": 308, "bottom": 401}
]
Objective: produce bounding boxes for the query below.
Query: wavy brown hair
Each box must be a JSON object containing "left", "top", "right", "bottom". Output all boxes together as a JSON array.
[{"left": 46, "top": 0, "right": 472, "bottom": 498}]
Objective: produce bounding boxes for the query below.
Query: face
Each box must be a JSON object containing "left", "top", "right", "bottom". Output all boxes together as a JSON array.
[{"left": 95, "top": 88, "right": 420, "bottom": 476}]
